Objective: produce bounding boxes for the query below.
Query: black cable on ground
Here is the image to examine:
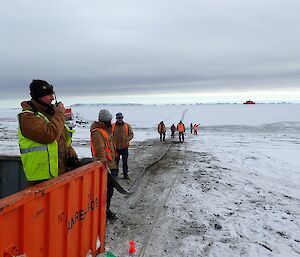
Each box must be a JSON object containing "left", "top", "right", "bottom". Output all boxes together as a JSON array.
[
  {"left": 81, "top": 142, "right": 173, "bottom": 196},
  {"left": 125, "top": 142, "right": 173, "bottom": 196}
]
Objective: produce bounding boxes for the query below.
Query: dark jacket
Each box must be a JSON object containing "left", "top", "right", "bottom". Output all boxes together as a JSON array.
[{"left": 170, "top": 124, "right": 176, "bottom": 132}]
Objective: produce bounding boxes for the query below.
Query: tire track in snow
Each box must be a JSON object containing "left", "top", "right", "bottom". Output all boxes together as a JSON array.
[
  {"left": 138, "top": 142, "right": 189, "bottom": 257},
  {"left": 126, "top": 142, "right": 173, "bottom": 195},
  {"left": 104, "top": 141, "right": 187, "bottom": 256}
]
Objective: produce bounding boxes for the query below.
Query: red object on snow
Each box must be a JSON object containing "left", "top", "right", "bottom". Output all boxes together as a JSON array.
[
  {"left": 243, "top": 100, "right": 255, "bottom": 104},
  {"left": 128, "top": 240, "right": 136, "bottom": 254}
]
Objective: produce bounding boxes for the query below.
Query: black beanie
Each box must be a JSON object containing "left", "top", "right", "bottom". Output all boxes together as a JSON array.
[{"left": 30, "top": 80, "right": 54, "bottom": 99}]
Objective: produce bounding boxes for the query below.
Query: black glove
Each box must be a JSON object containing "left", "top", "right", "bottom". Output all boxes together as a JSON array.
[{"left": 67, "top": 156, "right": 81, "bottom": 168}]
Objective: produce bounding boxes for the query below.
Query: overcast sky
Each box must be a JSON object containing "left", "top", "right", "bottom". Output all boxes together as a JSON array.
[{"left": 1, "top": 0, "right": 300, "bottom": 107}]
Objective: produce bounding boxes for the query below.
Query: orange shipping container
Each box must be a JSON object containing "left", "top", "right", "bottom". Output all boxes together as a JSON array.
[{"left": 0, "top": 161, "right": 107, "bottom": 257}]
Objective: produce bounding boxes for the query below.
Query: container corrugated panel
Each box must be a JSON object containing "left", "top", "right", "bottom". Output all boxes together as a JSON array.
[{"left": 0, "top": 161, "right": 107, "bottom": 257}]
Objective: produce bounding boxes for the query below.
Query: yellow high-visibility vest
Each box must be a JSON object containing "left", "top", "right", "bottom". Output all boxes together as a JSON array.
[{"left": 18, "top": 110, "right": 72, "bottom": 181}]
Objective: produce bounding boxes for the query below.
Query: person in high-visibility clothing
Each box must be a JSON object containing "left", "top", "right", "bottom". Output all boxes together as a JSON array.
[
  {"left": 177, "top": 120, "right": 186, "bottom": 142},
  {"left": 18, "top": 80, "right": 79, "bottom": 185},
  {"left": 112, "top": 112, "right": 134, "bottom": 179},
  {"left": 90, "top": 109, "right": 118, "bottom": 220},
  {"left": 193, "top": 123, "right": 200, "bottom": 135},
  {"left": 157, "top": 121, "right": 166, "bottom": 141}
]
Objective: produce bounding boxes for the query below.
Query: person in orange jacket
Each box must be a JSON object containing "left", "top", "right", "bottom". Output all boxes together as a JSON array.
[
  {"left": 90, "top": 109, "right": 118, "bottom": 220},
  {"left": 111, "top": 112, "right": 134, "bottom": 179},
  {"left": 157, "top": 121, "right": 166, "bottom": 141},
  {"left": 193, "top": 123, "right": 200, "bottom": 135},
  {"left": 177, "top": 121, "right": 185, "bottom": 142}
]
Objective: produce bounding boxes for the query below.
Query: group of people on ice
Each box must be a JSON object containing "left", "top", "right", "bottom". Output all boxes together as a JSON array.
[
  {"left": 158, "top": 120, "right": 199, "bottom": 142},
  {"left": 17, "top": 79, "right": 202, "bottom": 221},
  {"left": 18, "top": 80, "right": 134, "bottom": 220}
]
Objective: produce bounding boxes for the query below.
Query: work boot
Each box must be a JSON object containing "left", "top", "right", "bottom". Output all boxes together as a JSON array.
[
  {"left": 123, "top": 173, "right": 130, "bottom": 180},
  {"left": 106, "top": 209, "right": 118, "bottom": 220}
]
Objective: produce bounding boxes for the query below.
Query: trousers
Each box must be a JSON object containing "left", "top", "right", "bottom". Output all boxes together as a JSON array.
[{"left": 116, "top": 148, "right": 129, "bottom": 175}]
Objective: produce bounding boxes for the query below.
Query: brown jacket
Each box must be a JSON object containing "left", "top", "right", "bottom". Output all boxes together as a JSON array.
[
  {"left": 112, "top": 122, "right": 133, "bottom": 149},
  {"left": 18, "top": 100, "right": 77, "bottom": 175},
  {"left": 90, "top": 121, "right": 117, "bottom": 170}
]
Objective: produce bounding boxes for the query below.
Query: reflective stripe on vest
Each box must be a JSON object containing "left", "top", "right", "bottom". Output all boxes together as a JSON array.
[
  {"left": 18, "top": 110, "right": 59, "bottom": 181},
  {"left": 91, "top": 128, "right": 113, "bottom": 161},
  {"left": 178, "top": 123, "right": 185, "bottom": 132},
  {"left": 20, "top": 145, "right": 48, "bottom": 154}
]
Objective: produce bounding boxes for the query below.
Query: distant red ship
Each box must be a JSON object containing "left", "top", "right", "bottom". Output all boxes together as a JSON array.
[{"left": 243, "top": 100, "right": 255, "bottom": 104}]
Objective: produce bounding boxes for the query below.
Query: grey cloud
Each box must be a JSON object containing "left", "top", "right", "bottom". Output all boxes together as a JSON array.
[{"left": 1, "top": 0, "right": 300, "bottom": 101}]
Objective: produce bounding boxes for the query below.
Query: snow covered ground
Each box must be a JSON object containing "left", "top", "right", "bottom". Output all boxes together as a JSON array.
[
  {"left": 0, "top": 103, "right": 300, "bottom": 256},
  {"left": 186, "top": 129, "right": 300, "bottom": 256}
]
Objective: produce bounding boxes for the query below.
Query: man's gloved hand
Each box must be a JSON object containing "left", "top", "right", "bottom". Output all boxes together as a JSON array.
[
  {"left": 67, "top": 156, "right": 81, "bottom": 168},
  {"left": 54, "top": 102, "right": 65, "bottom": 114}
]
